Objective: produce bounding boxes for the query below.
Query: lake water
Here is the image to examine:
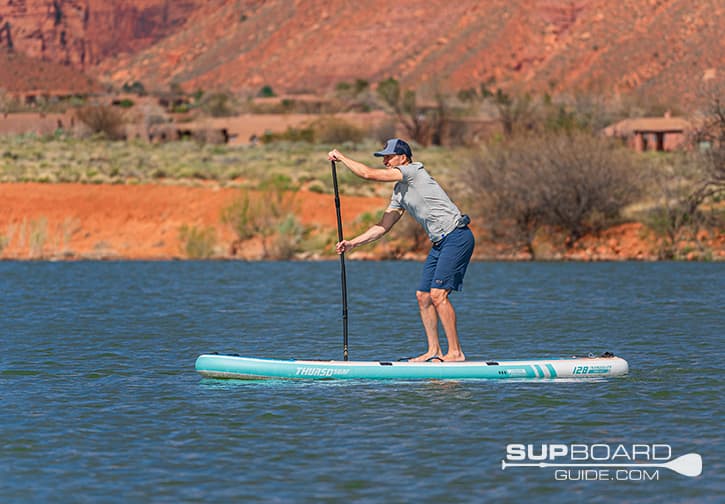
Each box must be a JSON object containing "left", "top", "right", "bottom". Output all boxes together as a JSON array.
[{"left": 1, "top": 261, "right": 722, "bottom": 503}]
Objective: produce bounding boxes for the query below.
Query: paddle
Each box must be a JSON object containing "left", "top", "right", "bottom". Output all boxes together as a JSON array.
[
  {"left": 501, "top": 452, "right": 702, "bottom": 477},
  {"left": 331, "top": 160, "right": 349, "bottom": 361}
]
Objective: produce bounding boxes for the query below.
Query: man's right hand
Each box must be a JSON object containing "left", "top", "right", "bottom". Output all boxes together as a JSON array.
[{"left": 335, "top": 240, "right": 354, "bottom": 254}]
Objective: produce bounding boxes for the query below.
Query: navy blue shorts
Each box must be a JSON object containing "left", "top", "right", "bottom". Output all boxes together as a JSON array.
[{"left": 418, "top": 227, "right": 475, "bottom": 292}]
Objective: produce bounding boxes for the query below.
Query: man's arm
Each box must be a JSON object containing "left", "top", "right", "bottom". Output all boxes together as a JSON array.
[
  {"left": 336, "top": 208, "right": 404, "bottom": 254},
  {"left": 328, "top": 149, "right": 402, "bottom": 182}
]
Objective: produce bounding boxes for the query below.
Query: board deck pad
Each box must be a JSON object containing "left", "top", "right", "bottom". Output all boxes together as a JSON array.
[{"left": 195, "top": 353, "right": 629, "bottom": 380}]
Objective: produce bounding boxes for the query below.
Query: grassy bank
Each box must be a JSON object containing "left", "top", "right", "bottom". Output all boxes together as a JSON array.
[
  {"left": 0, "top": 135, "right": 468, "bottom": 198},
  {"left": 1, "top": 134, "right": 722, "bottom": 261}
]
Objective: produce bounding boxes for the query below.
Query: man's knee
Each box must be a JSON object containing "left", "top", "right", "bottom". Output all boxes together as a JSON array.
[
  {"left": 416, "top": 290, "right": 432, "bottom": 308},
  {"left": 430, "top": 288, "right": 450, "bottom": 307}
]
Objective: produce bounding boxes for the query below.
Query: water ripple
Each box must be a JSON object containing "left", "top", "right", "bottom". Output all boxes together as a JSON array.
[{"left": 0, "top": 261, "right": 722, "bottom": 502}]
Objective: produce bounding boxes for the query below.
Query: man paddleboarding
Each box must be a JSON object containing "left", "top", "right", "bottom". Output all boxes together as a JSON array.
[{"left": 328, "top": 139, "right": 475, "bottom": 362}]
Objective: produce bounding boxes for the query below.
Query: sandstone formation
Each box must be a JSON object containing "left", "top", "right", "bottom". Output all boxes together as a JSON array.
[{"left": 0, "top": 0, "right": 722, "bottom": 105}]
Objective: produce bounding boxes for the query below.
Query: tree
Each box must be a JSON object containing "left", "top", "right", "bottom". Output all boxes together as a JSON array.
[
  {"left": 692, "top": 81, "right": 725, "bottom": 200},
  {"left": 644, "top": 156, "right": 709, "bottom": 259},
  {"left": 376, "top": 78, "right": 448, "bottom": 146},
  {"left": 458, "top": 81, "right": 537, "bottom": 138},
  {"left": 647, "top": 82, "right": 725, "bottom": 259}
]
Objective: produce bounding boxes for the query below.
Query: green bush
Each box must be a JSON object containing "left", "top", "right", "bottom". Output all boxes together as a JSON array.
[
  {"left": 221, "top": 193, "right": 257, "bottom": 242},
  {"left": 272, "top": 214, "right": 305, "bottom": 259},
  {"left": 222, "top": 188, "right": 300, "bottom": 258},
  {"left": 259, "top": 173, "right": 297, "bottom": 192},
  {"left": 261, "top": 126, "right": 315, "bottom": 143},
  {"left": 122, "top": 81, "right": 147, "bottom": 96},
  {"left": 29, "top": 217, "right": 48, "bottom": 259},
  {"left": 310, "top": 116, "right": 365, "bottom": 144},
  {"left": 258, "top": 85, "right": 276, "bottom": 98},
  {"left": 117, "top": 99, "right": 135, "bottom": 109},
  {"left": 308, "top": 181, "right": 326, "bottom": 193},
  {"left": 178, "top": 224, "right": 217, "bottom": 259}
]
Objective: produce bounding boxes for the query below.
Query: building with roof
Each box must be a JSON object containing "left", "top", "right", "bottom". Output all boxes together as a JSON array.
[{"left": 603, "top": 115, "right": 691, "bottom": 152}]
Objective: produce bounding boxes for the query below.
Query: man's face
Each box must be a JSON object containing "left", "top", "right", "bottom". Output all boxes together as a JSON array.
[{"left": 382, "top": 153, "right": 407, "bottom": 168}]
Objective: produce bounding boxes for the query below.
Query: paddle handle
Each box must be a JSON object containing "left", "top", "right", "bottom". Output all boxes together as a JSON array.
[{"left": 331, "top": 160, "right": 349, "bottom": 361}]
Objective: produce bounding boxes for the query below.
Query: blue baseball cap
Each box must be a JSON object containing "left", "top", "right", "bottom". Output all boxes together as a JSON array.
[{"left": 374, "top": 138, "right": 412, "bottom": 159}]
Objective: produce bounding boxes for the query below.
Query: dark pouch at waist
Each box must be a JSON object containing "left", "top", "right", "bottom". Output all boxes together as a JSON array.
[{"left": 457, "top": 214, "right": 471, "bottom": 228}]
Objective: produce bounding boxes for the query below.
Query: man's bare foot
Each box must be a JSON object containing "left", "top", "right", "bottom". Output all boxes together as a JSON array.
[
  {"left": 410, "top": 351, "right": 442, "bottom": 362},
  {"left": 442, "top": 352, "right": 466, "bottom": 362}
]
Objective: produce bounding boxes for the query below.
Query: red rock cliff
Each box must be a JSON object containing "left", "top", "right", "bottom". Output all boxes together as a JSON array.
[{"left": 0, "top": 0, "right": 204, "bottom": 68}]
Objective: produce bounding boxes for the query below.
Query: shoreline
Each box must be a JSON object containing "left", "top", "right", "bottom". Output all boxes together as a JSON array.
[{"left": 1, "top": 182, "right": 723, "bottom": 262}]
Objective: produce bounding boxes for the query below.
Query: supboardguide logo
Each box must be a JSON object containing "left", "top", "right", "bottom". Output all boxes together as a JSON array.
[{"left": 501, "top": 443, "right": 702, "bottom": 481}]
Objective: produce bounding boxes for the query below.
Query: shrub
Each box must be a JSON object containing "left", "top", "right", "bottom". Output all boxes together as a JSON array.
[
  {"left": 222, "top": 188, "right": 299, "bottom": 258},
  {"left": 539, "top": 93, "right": 614, "bottom": 134},
  {"left": 642, "top": 152, "right": 718, "bottom": 260},
  {"left": 75, "top": 105, "right": 126, "bottom": 140},
  {"left": 261, "top": 126, "right": 315, "bottom": 143},
  {"left": 335, "top": 79, "right": 369, "bottom": 99},
  {"left": 310, "top": 116, "right": 365, "bottom": 144},
  {"left": 222, "top": 193, "right": 257, "bottom": 242},
  {"left": 199, "top": 92, "right": 237, "bottom": 117},
  {"left": 258, "top": 85, "right": 276, "bottom": 98},
  {"left": 259, "top": 173, "right": 297, "bottom": 192},
  {"left": 467, "top": 131, "right": 643, "bottom": 257},
  {"left": 178, "top": 224, "right": 217, "bottom": 259},
  {"left": 272, "top": 214, "right": 305, "bottom": 259},
  {"left": 122, "top": 81, "right": 147, "bottom": 96},
  {"left": 335, "top": 82, "right": 352, "bottom": 93},
  {"left": 29, "top": 217, "right": 48, "bottom": 259},
  {"left": 308, "top": 181, "right": 326, "bottom": 193},
  {"left": 0, "top": 89, "right": 9, "bottom": 115}
]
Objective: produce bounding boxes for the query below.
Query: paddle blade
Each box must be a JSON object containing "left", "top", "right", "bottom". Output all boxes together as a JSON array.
[{"left": 669, "top": 453, "right": 702, "bottom": 477}]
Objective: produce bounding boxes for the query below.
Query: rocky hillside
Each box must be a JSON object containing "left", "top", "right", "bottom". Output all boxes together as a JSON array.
[
  {"left": 0, "top": 0, "right": 205, "bottom": 95},
  {"left": 0, "top": 49, "right": 99, "bottom": 94},
  {"left": 0, "top": 0, "right": 203, "bottom": 67},
  {"left": 1, "top": 0, "right": 723, "bottom": 106}
]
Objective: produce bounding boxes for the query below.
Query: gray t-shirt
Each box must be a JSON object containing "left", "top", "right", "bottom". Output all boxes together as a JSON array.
[{"left": 389, "top": 162, "right": 462, "bottom": 243}]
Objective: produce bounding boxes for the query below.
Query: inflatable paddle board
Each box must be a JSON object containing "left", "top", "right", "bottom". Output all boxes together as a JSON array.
[{"left": 195, "top": 352, "right": 628, "bottom": 380}]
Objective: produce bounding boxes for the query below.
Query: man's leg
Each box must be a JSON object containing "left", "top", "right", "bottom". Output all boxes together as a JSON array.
[
  {"left": 410, "top": 290, "right": 443, "bottom": 361},
  {"left": 430, "top": 288, "right": 465, "bottom": 361}
]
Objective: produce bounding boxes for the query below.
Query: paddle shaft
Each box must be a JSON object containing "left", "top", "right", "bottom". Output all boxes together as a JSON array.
[{"left": 331, "top": 160, "right": 349, "bottom": 361}]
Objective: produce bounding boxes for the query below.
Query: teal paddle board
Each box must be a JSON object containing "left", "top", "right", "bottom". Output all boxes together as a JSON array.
[{"left": 195, "top": 353, "right": 628, "bottom": 380}]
